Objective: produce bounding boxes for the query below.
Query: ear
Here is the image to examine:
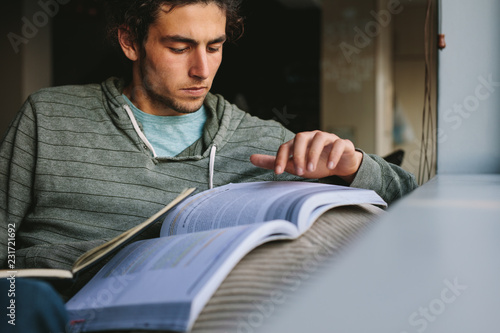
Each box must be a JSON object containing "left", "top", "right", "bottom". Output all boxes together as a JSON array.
[{"left": 118, "top": 25, "right": 140, "bottom": 61}]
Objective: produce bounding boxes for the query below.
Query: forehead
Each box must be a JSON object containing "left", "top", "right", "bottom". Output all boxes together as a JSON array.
[{"left": 149, "top": 3, "right": 227, "bottom": 39}]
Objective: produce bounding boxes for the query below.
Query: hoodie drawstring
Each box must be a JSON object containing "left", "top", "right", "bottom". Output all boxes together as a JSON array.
[
  {"left": 123, "top": 104, "right": 158, "bottom": 158},
  {"left": 125, "top": 104, "right": 216, "bottom": 189},
  {"left": 209, "top": 145, "right": 216, "bottom": 189}
]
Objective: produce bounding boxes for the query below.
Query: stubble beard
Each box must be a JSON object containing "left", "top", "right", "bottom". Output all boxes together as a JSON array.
[{"left": 140, "top": 59, "right": 205, "bottom": 115}]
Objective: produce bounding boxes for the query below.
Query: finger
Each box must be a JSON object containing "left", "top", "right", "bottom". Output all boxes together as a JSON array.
[
  {"left": 274, "top": 141, "right": 293, "bottom": 174},
  {"left": 292, "top": 132, "right": 313, "bottom": 176},
  {"left": 328, "top": 139, "right": 347, "bottom": 170},
  {"left": 250, "top": 154, "right": 276, "bottom": 170},
  {"left": 307, "top": 131, "right": 332, "bottom": 172}
]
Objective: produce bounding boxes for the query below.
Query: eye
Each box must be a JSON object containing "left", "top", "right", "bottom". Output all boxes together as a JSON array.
[
  {"left": 208, "top": 45, "right": 222, "bottom": 53},
  {"left": 169, "top": 47, "right": 188, "bottom": 54}
]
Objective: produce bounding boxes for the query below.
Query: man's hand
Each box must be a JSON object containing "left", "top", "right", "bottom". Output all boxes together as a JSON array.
[{"left": 250, "top": 130, "right": 363, "bottom": 184}]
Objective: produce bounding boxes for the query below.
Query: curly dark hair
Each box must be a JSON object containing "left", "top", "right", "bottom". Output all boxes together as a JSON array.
[{"left": 101, "top": 0, "right": 244, "bottom": 48}]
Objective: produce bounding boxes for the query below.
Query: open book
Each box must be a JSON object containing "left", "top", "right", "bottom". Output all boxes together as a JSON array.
[
  {"left": 0, "top": 188, "right": 196, "bottom": 280},
  {"left": 65, "top": 181, "right": 386, "bottom": 332}
]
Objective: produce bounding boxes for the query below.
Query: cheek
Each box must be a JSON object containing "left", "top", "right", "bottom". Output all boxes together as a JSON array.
[
  {"left": 209, "top": 55, "right": 223, "bottom": 74},
  {"left": 146, "top": 56, "right": 180, "bottom": 81}
]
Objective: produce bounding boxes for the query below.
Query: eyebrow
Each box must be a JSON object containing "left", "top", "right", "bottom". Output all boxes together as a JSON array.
[{"left": 160, "top": 34, "right": 227, "bottom": 45}]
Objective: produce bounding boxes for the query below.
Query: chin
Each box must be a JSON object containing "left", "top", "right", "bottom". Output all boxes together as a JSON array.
[{"left": 174, "top": 101, "right": 205, "bottom": 114}]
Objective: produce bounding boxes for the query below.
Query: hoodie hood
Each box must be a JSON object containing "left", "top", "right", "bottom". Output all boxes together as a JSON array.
[{"left": 100, "top": 77, "right": 245, "bottom": 161}]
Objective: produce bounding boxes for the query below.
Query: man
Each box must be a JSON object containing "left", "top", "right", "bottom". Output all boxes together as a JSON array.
[{"left": 0, "top": 0, "right": 416, "bottom": 294}]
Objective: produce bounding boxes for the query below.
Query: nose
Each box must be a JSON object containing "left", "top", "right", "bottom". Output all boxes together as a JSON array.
[{"left": 189, "top": 48, "right": 209, "bottom": 80}]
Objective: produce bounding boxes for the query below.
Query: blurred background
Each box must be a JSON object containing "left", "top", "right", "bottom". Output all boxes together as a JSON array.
[{"left": 0, "top": 0, "right": 437, "bottom": 178}]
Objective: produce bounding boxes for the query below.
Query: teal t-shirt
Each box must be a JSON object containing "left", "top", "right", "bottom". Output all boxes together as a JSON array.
[{"left": 123, "top": 95, "right": 207, "bottom": 157}]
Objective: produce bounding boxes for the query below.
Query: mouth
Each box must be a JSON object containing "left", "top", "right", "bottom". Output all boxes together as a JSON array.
[{"left": 181, "top": 87, "right": 207, "bottom": 97}]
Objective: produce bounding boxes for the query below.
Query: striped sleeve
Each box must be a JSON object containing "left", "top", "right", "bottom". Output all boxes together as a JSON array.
[
  {"left": 0, "top": 99, "right": 38, "bottom": 268},
  {"left": 350, "top": 151, "right": 418, "bottom": 204}
]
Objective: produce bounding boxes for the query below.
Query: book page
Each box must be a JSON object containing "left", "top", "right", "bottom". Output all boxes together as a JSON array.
[
  {"left": 71, "top": 188, "right": 195, "bottom": 274},
  {"left": 161, "top": 181, "right": 385, "bottom": 236},
  {"left": 66, "top": 221, "right": 296, "bottom": 333},
  {"left": 264, "top": 184, "right": 386, "bottom": 232},
  {"left": 0, "top": 268, "right": 73, "bottom": 279}
]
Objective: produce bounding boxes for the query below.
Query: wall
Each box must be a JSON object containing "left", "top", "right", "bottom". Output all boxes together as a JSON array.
[
  {"left": 392, "top": 3, "right": 433, "bottom": 178},
  {"left": 1, "top": 3, "right": 23, "bottom": 136},
  {"left": 438, "top": 0, "right": 500, "bottom": 173},
  {"left": 321, "top": 0, "right": 421, "bottom": 158},
  {"left": 22, "top": 0, "right": 53, "bottom": 101},
  {"left": 0, "top": 1, "right": 53, "bottom": 136},
  {"left": 321, "top": 0, "right": 377, "bottom": 154},
  {"left": 374, "top": 0, "right": 395, "bottom": 157}
]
